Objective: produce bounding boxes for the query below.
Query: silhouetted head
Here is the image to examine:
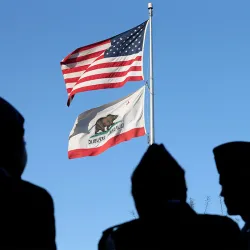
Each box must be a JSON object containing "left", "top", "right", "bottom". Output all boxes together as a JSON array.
[
  {"left": 213, "top": 141, "right": 250, "bottom": 217},
  {"left": 131, "top": 144, "right": 187, "bottom": 219},
  {"left": 0, "top": 98, "right": 27, "bottom": 178}
]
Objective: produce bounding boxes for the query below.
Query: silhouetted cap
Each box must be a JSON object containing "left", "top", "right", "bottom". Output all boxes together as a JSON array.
[
  {"left": 131, "top": 144, "right": 186, "bottom": 198},
  {"left": 213, "top": 141, "right": 250, "bottom": 173},
  {"left": 132, "top": 144, "right": 185, "bottom": 177},
  {"left": 0, "top": 97, "right": 24, "bottom": 138}
]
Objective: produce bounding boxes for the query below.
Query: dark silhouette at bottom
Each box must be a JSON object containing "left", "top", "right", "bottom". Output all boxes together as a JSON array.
[
  {"left": 213, "top": 141, "right": 250, "bottom": 249},
  {"left": 0, "top": 97, "right": 56, "bottom": 249},
  {"left": 99, "top": 144, "right": 242, "bottom": 249}
]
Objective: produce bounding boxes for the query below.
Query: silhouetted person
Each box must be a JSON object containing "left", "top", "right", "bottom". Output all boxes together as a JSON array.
[
  {"left": 99, "top": 144, "right": 242, "bottom": 249},
  {"left": 213, "top": 141, "right": 250, "bottom": 248},
  {"left": 0, "top": 97, "right": 56, "bottom": 249}
]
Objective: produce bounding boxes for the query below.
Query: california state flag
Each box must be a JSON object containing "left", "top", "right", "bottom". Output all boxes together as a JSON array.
[{"left": 68, "top": 86, "right": 146, "bottom": 159}]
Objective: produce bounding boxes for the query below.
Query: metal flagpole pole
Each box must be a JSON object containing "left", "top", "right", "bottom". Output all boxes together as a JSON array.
[{"left": 148, "top": 3, "right": 155, "bottom": 145}]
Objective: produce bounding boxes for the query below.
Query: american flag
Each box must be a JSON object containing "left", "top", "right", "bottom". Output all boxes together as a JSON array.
[{"left": 60, "top": 20, "right": 148, "bottom": 106}]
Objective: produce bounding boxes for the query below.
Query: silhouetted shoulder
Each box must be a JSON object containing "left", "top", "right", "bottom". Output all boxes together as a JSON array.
[
  {"left": 100, "top": 219, "right": 140, "bottom": 238},
  {"left": 0, "top": 178, "right": 56, "bottom": 249},
  {"left": 0, "top": 178, "right": 53, "bottom": 202},
  {"left": 113, "top": 219, "right": 140, "bottom": 231},
  {"left": 21, "top": 180, "right": 53, "bottom": 197},
  {"left": 20, "top": 180, "right": 56, "bottom": 249},
  {"left": 198, "top": 214, "right": 242, "bottom": 249},
  {"left": 199, "top": 214, "right": 239, "bottom": 230},
  {"left": 98, "top": 220, "right": 141, "bottom": 250},
  {"left": 9, "top": 179, "right": 54, "bottom": 208}
]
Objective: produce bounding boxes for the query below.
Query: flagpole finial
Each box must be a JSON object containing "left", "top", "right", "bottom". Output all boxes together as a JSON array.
[{"left": 148, "top": 3, "right": 153, "bottom": 9}]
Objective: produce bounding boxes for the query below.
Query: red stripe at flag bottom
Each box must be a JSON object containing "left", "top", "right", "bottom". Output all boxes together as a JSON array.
[{"left": 68, "top": 127, "right": 145, "bottom": 159}]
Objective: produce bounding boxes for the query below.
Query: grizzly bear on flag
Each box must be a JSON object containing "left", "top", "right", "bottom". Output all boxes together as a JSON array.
[{"left": 95, "top": 114, "right": 118, "bottom": 134}]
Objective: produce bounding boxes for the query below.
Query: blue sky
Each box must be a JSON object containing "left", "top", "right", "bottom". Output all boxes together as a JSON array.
[{"left": 1, "top": 0, "right": 250, "bottom": 249}]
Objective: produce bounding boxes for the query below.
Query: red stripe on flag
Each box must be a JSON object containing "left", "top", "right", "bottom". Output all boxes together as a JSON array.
[
  {"left": 86, "top": 56, "right": 142, "bottom": 71},
  {"left": 62, "top": 56, "right": 142, "bottom": 75},
  {"left": 61, "top": 39, "right": 110, "bottom": 63},
  {"left": 68, "top": 75, "right": 143, "bottom": 103},
  {"left": 65, "top": 77, "right": 79, "bottom": 84},
  {"left": 76, "top": 66, "right": 142, "bottom": 84},
  {"left": 68, "top": 127, "right": 145, "bottom": 159},
  {"left": 64, "top": 65, "right": 141, "bottom": 84},
  {"left": 71, "top": 40, "right": 110, "bottom": 54},
  {"left": 66, "top": 88, "right": 72, "bottom": 94},
  {"left": 62, "top": 65, "right": 90, "bottom": 74},
  {"left": 63, "top": 50, "right": 105, "bottom": 64}
]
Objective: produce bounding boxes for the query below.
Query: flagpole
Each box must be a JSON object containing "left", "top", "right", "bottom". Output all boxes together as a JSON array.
[{"left": 148, "top": 3, "right": 155, "bottom": 145}]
